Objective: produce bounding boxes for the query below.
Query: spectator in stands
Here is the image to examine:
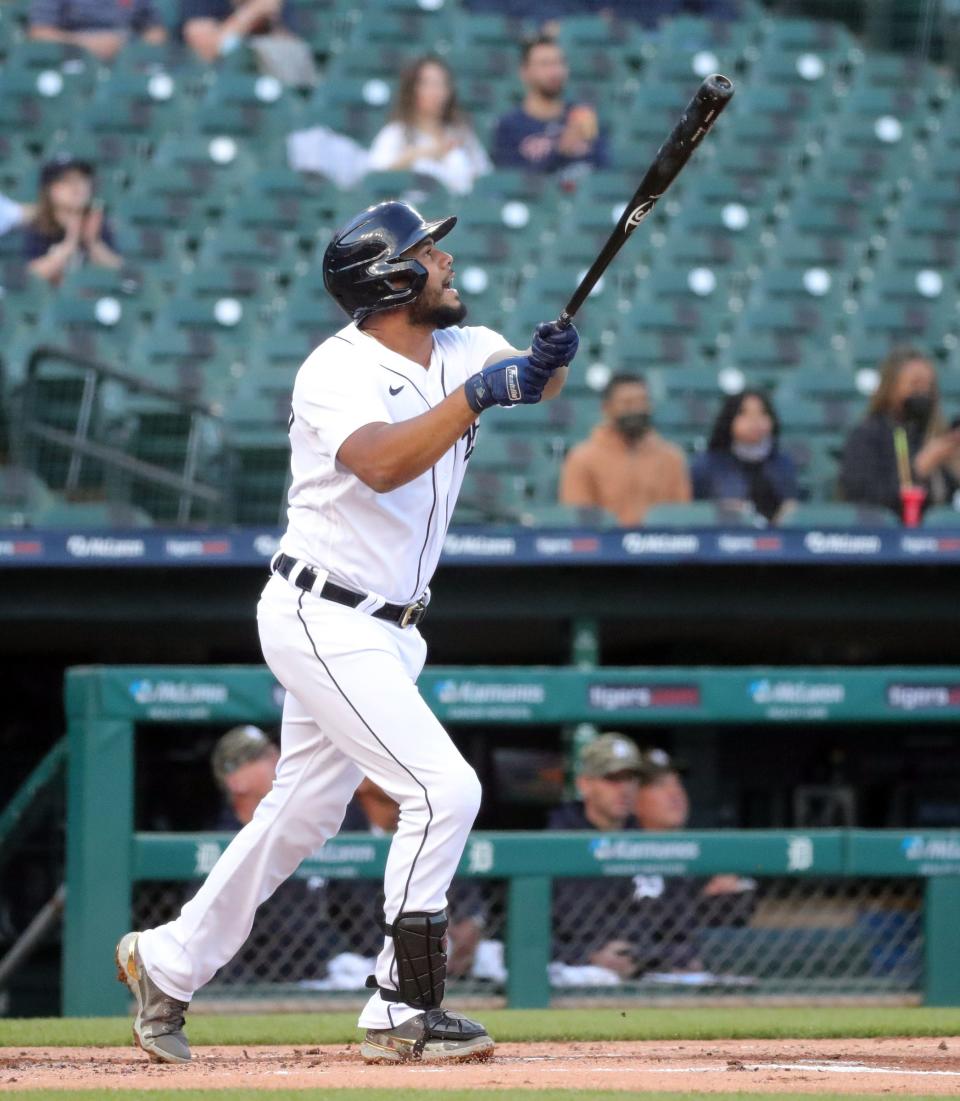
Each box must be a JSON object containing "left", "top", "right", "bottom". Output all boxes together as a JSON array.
[
  {"left": 840, "top": 347, "right": 960, "bottom": 518},
  {"left": 211, "top": 729, "right": 486, "bottom": 979},
  {"left": 549, "top": 733, "right": 643, "bottom": 977},
  {"left": 368, "top": 56, "right": 492, "bottom": 196},
  {"left": 29, "top": 0, "right": 166, "bottom": 62},
  {"left": 24, "top": 155, "right": 122, "bottom": 286},
  {"left": 492, "top": 36, "right": 609, "bottom": 175},
  {"left": 208, "top": 725, "right": 334, "bottom": 984},
  {"left": 691, "top": 390, "right": 798, "bottom": 523},
  {"left": 550, "top": 735, "right": 754, "bottom": 980},
  {"left": 558, "top": 373, "right": 691, "bottom": 526},
  {"left": 210, "top": 724, "right": 279, "bottom": 828},
  {"left": 634, "top": 746, "right": 754, "bottom": 901},
  {"left": 180, "top": 0, "right": 315, "bottom": 84},
  {"left": 0, "top": 194, "right": 33, "bottom": 237}
]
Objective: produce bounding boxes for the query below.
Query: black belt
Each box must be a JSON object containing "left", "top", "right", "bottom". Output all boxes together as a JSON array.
[{"left": 272, "top": 553, "right": 427, "bottom": 629}]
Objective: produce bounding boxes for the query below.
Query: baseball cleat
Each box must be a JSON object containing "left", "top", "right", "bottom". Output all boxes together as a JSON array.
[
  {"left": 115, "top": 932, "right": 191, "bottom": 1063},
  {"left": 360, "top": 1007, "right": 494, "bottom": 1064}
]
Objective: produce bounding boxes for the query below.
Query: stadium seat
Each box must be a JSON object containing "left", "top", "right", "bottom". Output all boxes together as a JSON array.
[
  {"left": 196, "top": 225, "right": 294, "bottom": 282},
  {"left": 122, "top": 394, "right": 221, "bottom": 523},
  {"left": 778, "top": 503, "right": 898, "bottom": 527},
  {"left": 0, "top": 66, "right": 71, "bottom": 141},
  {"left": 517, "top": 502, "right": 618, "bottom": 528},
  {"left": 0, "top": 465, "right": 56, "bottom": 524},
  {"left": 644, "top": 501, "right": 760, "bottom": 527},
  {"left": 922, "top": 506, "right": 960, "bottom": 527},
  {"left": 761, "top": 14, "right": 855, "bottom": 54},
  {"left": 457, "top": 466, "right": 530, "bottom": 524},
  {"left": 151, "top": 134, "right": 257, "bottom": 192},
  {"left": 33, "top": 498, "right": 154, "bottom": 528}
]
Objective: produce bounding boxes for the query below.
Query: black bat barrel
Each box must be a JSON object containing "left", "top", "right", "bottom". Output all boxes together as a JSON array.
[{"left": 557, "top": 74, "right": 734, "bottom": 328}]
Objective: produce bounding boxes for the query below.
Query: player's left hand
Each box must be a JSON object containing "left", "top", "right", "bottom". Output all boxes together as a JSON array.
[{"left": 530, "top": 320, "right": 579, "bottom": 371}]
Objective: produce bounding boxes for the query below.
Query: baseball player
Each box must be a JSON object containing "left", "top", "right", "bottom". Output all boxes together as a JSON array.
[{"left": 115, "top": 200, "right": 579, "bottom": 1064}]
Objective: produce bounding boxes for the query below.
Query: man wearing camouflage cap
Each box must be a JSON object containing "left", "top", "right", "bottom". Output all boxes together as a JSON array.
[
  {"left": 211, "top": 725, "right": 280, "bottom": 828},
  {"left": 550, "top": 736, "right": 755, "bottom": 981},
  {"left": 548, "top": 733, "right": 643, "bottom": 832}
]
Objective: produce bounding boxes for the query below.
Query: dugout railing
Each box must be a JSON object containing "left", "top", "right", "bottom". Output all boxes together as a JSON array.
[{"left": 63, "top": 665, "right": 960, "bottom": 1016}]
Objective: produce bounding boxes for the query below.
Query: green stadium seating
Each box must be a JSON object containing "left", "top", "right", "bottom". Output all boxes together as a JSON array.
[
  {"left": 0, "top": 6, "right": 958, "bottom": 526},
  {"left": 923, "top": 506, "right": 960, "bottom": 527},
  {"left": 515, "top": 502, "right": 616, "bottom": 528},
  {"left": 151, "top": 134, "right": 257, "bottom": 192},
  {"left": 0, "top": 465, "right": 56, "bottom": 526},
  {"left": 0, "top": 67, "right": 71, "bottom": 141},
  {"left": 778, "top": 502, "right": 898, "bottom": 527},
  {"left": 197, "top": 225, "right": 295, "bottom": 280},
  {"left": 644, "top": 501, "right": 760, "bottom": 527},
  {"left": 33, "top": 499, "right": 154, "bottom": 528},
  {"left": 761, "top": 15, "right": 855, "bottom": 54}
]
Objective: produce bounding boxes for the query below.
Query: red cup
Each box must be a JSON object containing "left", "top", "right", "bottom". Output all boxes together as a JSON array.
[{"left": 900, "top": 485, "right": 927, "bottom": 527}]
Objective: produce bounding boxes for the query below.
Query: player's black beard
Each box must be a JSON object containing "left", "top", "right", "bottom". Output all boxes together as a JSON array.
[{"left": 409, "top": 295, "right": 468, "bottom": 329}]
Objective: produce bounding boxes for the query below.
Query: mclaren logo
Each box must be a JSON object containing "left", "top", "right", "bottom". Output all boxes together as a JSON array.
[{"left": 625, "top": 199, "right": 657, "bottom": 232}]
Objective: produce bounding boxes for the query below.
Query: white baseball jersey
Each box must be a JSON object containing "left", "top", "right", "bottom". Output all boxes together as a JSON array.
[{"left": 279, "top": 321, "right": 509, "bottom": 604}]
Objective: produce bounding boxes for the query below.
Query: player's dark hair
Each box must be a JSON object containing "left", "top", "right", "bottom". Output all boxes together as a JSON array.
[
  {"left": 521, "top": 34, "right": 561, "bottom": 65},
  {"left": 603, "top": 373, "right": 646, "bottom": 402},
  {"left": 707, "top": 389, "right": 781, "bottom": 454}
]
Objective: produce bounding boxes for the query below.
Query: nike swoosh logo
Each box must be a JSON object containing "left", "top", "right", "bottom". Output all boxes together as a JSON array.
[{"left": 389, "top": 384, "right": 404, "bottom": 396}]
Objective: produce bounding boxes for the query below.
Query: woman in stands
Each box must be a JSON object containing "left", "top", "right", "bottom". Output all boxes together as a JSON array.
[
  {"left": 24, "top": 154, "right": 122, "bottom": 286},
  {"left": 368, "top": 55, "right": 492, "bottom": 195},
  {"left": 840, "top": 347, "right": 960, "bottom": 518},
  {"left": 692, "top": 390, "right": 798, "bottom": 523}
]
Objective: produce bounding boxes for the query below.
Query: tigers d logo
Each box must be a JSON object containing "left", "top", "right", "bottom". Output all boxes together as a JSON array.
[{"left": 625, "top": 198, "right": 657, "bottom": 232}]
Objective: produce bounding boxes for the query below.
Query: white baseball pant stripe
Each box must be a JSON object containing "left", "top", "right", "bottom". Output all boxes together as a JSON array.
[{"left": 138, "top": 572, "right": 482, "bottom": 1030}]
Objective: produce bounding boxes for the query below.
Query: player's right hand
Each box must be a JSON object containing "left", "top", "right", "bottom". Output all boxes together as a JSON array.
[{"left": 464, "top": 355, "right": 551, "bottom": 413}]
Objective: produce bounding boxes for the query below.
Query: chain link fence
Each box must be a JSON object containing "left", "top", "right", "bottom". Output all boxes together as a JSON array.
[{"left": 133, "top": 873, "right": 921, "bottom": 1005}]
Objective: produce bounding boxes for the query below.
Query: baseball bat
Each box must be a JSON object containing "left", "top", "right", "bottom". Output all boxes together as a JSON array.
[{"left": 556, "top": 73, "right": 735, "bottom": 329}]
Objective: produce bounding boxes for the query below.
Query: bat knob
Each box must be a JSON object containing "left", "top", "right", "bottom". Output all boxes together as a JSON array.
[{"left": 555, "top": 311, "right": 573, "bottom": 330}]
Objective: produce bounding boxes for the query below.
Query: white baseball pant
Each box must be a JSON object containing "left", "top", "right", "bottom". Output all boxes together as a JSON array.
[{"left": 138, "top": 571, "right": 482, "bottom": 1029}]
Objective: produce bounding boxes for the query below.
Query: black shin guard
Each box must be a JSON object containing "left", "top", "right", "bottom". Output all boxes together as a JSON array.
[{"left": 386, "top": 910, "right": 448, "bottom": 1009}]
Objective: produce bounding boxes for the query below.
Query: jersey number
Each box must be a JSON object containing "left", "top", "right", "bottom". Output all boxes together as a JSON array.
[{"left": 462, "top": 421, "right": 478, "bottom": 461}]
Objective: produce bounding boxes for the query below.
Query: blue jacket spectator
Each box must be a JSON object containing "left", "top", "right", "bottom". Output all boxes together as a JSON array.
[
  {"left": 24, "top": 155, "right": 121, "bottom": 286},
  {"left": 29, "top": 0, "right": 166, "bottom": 62},
  {"left": 691, "top": 390, "right": 798, "bottom": 522},
  {"left": 492, "top": 36, "right": 609, "bottom": 174}
]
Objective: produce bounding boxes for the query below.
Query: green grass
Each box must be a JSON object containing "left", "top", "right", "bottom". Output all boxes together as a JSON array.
[
  {"left": 7, "top": 1094, "right": 953, "bottom": 1101},
  {"left": 3, "top": 1006, "right": 960, "bottom": 1048}
]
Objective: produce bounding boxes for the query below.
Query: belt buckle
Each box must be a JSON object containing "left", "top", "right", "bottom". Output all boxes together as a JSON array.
[{"left": 399, "top": 599, "right": 426, "bottom": 629}]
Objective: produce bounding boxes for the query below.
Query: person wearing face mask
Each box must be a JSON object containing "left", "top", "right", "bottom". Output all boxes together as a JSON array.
[
  {"left": 558, "top": 373, "right": 691, "bottom": 525},
  {"left": 840, "top": 347, "right": 960, "bottom": 518},
  {"left": 691, "top": 390, "right": 798, "bottom": 523}
]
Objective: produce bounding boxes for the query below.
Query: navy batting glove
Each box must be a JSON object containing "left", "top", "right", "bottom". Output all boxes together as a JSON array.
[
  {"left": 464, "top": 355, "right": 552, "bottom": 413},
  {"left": 530, "top": 320, "right": 579, "bottom": 371}
]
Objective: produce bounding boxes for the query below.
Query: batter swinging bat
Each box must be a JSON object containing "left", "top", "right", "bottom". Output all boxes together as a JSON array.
[{"left": 556, "top": 73, "right": 735, "bottom": 329}]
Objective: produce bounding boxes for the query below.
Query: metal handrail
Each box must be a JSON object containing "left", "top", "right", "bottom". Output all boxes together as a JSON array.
[{"left": 19, "top": 344, "right": 223, "bottom": 520}]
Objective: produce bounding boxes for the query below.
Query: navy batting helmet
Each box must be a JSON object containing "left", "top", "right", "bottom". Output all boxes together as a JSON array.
[{"left": 323, "top": 200, "right": 457, "bottom": 324}]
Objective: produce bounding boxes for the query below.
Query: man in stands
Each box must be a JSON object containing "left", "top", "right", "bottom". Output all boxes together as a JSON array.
[
  {"left": 492, "top": 36, "right": 608, "bottom": 175},
  {"left": 559, "top": 373, "right": 691, "bottom": 526},
  {"left": 29, "top": 0, "right": 166, "bottom": 62}
]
